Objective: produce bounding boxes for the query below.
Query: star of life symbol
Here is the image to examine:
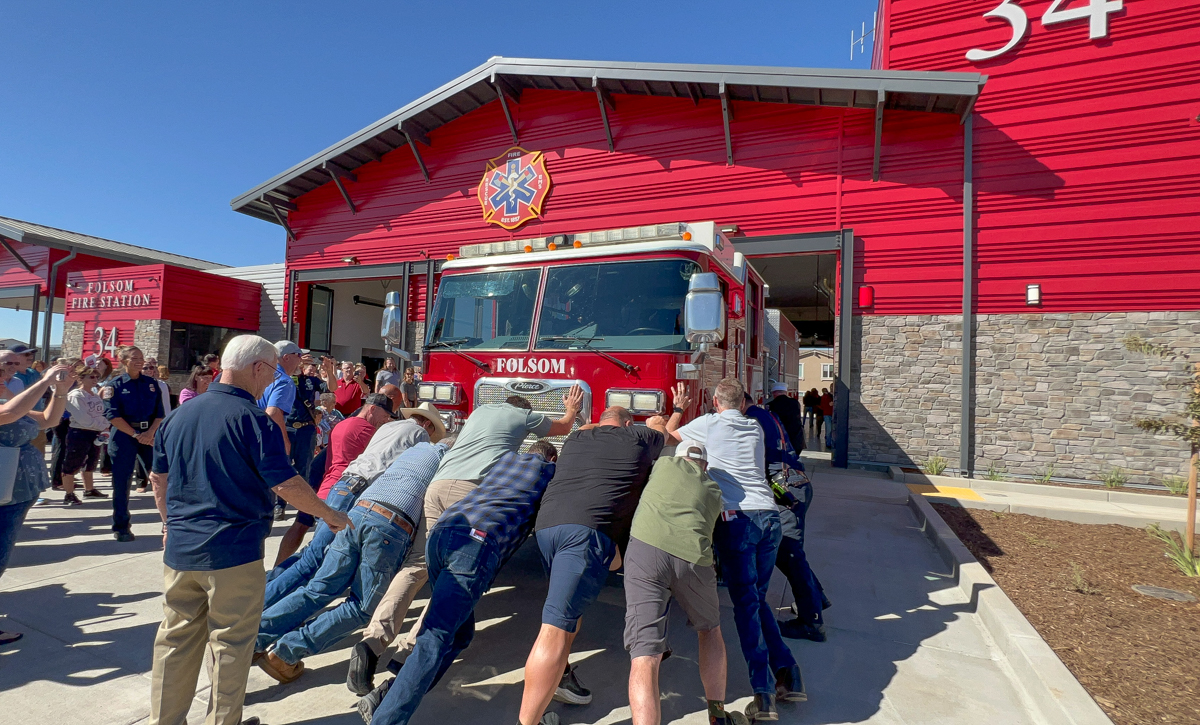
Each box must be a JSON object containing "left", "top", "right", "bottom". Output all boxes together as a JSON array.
[{"left": 477, "top": 146, "right": 551, "bottom": 230}]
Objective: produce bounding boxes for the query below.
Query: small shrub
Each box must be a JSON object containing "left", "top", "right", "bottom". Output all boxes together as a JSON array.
[
  {"left": 1022, "top": 532, "right": 1054, "bottom": 548},
  {"left": 1147, "top": 524, "right": 1200, "bottom": 577},
  {"left": 1102, "top": 467, "right": 1127, "bottom": 489},
  {"left": 984, "top": 463, "right": 1004, "bottom": 481},
  {"left": 923, "top": 455, "right": 948, "bottom": 476},
  {"left": 1162, "top": 476, "right": 1189, "bottom": 496},
  {"left": 1036, "top": 465, "right": 1055, "bottom": 485},
  {"left": 1066, "top": 562, "right": 1100, "bottom": 595}
]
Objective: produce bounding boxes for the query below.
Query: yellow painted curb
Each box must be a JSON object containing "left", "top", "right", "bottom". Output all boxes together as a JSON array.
[{"left": 906, "top": 483, "right": 985, "bottom": 502}]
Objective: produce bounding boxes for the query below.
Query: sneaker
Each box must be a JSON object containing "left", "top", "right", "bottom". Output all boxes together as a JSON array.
[
  {"left": 273, "top": 506, "right": 286, "bottom": 522},
  {"left": 711, "top": 709, "right": 750, "bottom": 725},
  {"left": 84, "top": 489, "right": 108, "bottom": 498},
  {"left": 34, "top": 497, "right": 50, "bottom": 506},
  {"left": 553, "top": 664, "right": 592, "bottom": 705},
  {"left": 744, "top": 693, "right": 778, "bottom": 722},
  {"left": 347, "top": 641, "right": 380, "bottom": 696},
  {"left": 63, "top": 492, "right": 82, "bottom": 506},
  {"left": 778, "top": 618, "right": 827, "bottom": 642},
  {"left": 537, "top": 715, "right": 561, "bottom": 725},
  {"left": 114, "top": 531, "right": 136, "bottom": 543},
  {"left": 357, "top": 677, "right": 392, "bottom": 724},
  {"left": 258, "top": 649, "right": 304, "bottom": 684},
  {"left": 774, "top": 665, "right": 807, "bottom": 703},
  {"left": 0, "top": 630, "right": 23, "bottom": 646}
]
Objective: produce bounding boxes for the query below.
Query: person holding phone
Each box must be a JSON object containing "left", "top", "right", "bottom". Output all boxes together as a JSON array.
[{"left": 334, "top": 361, "right": 369, "bottom": 416}]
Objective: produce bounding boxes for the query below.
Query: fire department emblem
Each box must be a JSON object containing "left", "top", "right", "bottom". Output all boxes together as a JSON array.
[{"left": 477, "top": 146, "right": 551, "bottom": 230}]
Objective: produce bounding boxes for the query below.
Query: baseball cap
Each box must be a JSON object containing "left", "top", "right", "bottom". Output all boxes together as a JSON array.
[
  {"left": 771, "top": 382, "right": 788, "bottom": 394},
  {"left": 675, "top": 439, "right": 708, "bottom": 463},
  {"left": 274, "top": 341, "right": 309, "bottom": 356},
  {"left": 7, "top": 344, "right": 36, "bottom": 355},
  {"left": 362, "top": 393, "right": 397, "bottom": 418}
]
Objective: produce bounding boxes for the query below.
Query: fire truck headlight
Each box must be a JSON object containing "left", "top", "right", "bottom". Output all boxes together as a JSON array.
[
  {"left": 606, "top": 391, "right": 633, "bottom": 409},
  {"left": 418, "top": 383, "right": 459, "bottom": 404},
  {"left": 417, "top": 384, "right": 437, "bottom": 401},
  {"left": 606, "top": 390, "right": 663, "bottom": 414},
  {"left": 434, "top": 384, "right": 456, "bottom": 403}
]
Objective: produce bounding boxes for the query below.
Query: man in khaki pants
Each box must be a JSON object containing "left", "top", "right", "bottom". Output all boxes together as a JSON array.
[
  {"left": 346, "top": 388, "right": 584, "bottom": 695},
  {"left": 147, "top": 335, "right": 352, "bottom": 725}
]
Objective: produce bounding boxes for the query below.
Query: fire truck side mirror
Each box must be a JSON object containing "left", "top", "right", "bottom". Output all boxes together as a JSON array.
[
  {"left": 684, "top": 272, "right": 725, "bottom": 344},
  {"left": 381, "top": 291, "right": 411, "bottom": 361}
]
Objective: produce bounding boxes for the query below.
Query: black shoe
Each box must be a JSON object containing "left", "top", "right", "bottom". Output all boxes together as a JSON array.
[
  {"left": 745, "top": 693, "right": 778, "bottom": 722},
  {"left": 114, "top": 531, "right": 136, "bottom": 543},
  {"left": 778, "top": 618, "right": 827, "bottom": 642},
  {"left": 84, "top": 489, "right": 108, "bottom": 498},
  {"left": 63, "top": 492, "right": 82, "bottom": 506},
  {"left": 357, "top": 677, "right": 392, "bottom": 724},
  {"left": 774, "top": 665, "right": 807, "bottom": 702},
  {"left": 553, "top": 664, "right": 592, "bottom": 705},
  {"left": 347, "top": 641, "right": 380, "bottom": 696},
  {"left": 273, "top": 506, "right": 286, "bottom": 522}
]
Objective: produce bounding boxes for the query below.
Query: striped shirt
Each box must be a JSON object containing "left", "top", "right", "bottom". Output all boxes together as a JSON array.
[
  {"left": 436, "top": 451, "right": 556, "bottom": 565},
  {"left": 358, "top": 442, "right": 448, "bottom": 524}
]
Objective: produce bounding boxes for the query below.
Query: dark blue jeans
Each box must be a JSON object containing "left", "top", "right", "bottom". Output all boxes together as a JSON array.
[
  {"left": 257, "top": 504, "right": 414, "bottom": 663},
  {"left": 714, "top": 509, "right": 796, "bottom": 696},
  {"left": 0, "top": 499, "right": 36, "bottom": 578},
  {"left": 370, "top": 524, "right": 502, "bottom": 725},
  {"left": 263, "top": 478, "right": 357, "bottom": 608},
  {"left": 287, "top": 424, "right": 318, "bottom": 491},
  {"left": 109, "top": 431, "right": 152, "bottom": 533}
]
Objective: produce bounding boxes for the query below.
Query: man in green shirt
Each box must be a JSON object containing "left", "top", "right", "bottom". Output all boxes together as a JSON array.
[{"left": 623, "top": 441, "right": 741, "bottom": 725}]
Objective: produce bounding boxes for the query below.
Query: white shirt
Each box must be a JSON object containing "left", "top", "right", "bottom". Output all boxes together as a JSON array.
[
  {"left": 677, "top": 409, "right": 774, "bottom": 511},
  {"left": 343, "top": 418, "right": 430, "bottom": 483},
  {"left": 66, "top": 388, "right": 110, "bottom": 431}
]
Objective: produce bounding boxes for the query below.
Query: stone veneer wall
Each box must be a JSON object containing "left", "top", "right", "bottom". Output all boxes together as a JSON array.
[
  {"left": 849, "top": 312, "right": 1200, "bottom": 485},
  {"left": 62, "top": 321, "right": 85, "bottom": 359},
  {"left": 134, "top": 319, "right": 173, "bottom": 366}
]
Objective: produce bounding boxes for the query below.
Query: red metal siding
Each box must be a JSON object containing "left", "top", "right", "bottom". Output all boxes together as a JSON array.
[
  {"left": 159, "top": 266, "right": 260, "bottom": 330},
  {"left": 881, "top": 0, "right": 1200, "bottom": 313},
  {"left": 281, "top": 4, "right": 1199, "bottom": 316}
]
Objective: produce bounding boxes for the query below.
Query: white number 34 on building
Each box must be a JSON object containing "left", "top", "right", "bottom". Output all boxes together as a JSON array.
[{"left": 966, "top": 0, "right": 1123, "bottom": 62}]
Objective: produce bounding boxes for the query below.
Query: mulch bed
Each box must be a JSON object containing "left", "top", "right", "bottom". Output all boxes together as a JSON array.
[{"left": 933, "top": 504, "right": 1200, "bottom": 725}]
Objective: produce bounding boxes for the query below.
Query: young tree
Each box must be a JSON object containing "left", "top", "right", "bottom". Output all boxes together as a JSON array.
[{"left": 1124, "top": 335, "right": 1199, "bottom": 554}]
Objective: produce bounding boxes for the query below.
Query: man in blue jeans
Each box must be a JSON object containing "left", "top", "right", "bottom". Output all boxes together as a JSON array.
[
  {"left": 357, "top": 442, "right": 559, "bottom": 725},
  {"left": 669, "top": 377, "right": 805, "bottom": 722},
  {"left": 255, "top": 439, "right": 452, "bottom": 683}
]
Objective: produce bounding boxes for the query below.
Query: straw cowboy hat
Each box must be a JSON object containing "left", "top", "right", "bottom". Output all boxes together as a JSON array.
[{"left": 400, "top": 402, "right": 447, "bottom": 442}]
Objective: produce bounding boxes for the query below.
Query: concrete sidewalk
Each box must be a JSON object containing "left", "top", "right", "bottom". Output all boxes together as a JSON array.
[{"left": 0, "top": 469, "right": 1050, "bottom": 725}]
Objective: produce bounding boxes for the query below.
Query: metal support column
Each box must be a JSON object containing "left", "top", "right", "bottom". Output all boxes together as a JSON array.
[
  {"left": 833, "top": 227, "right": 854, "bottom": 468},
  {"left": 43, "top": 247, "right": 77, "bottom": 361},
  {"left": 286, "top": 269, "right": 297, "bottom": 342},
  {"left": 960, "top": 113, "right": 975, "bottom": 477},
  {"left": 28, "top": 284, "right": 40, "bottom": 349},
  {"left": 424, "top": 260, "right": 436, "bottom": 360},
  {"left": 398, "top": 264, "right": 410, "bottom": 355}
]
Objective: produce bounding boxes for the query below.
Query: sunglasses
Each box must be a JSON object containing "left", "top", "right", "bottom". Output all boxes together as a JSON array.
[{"left": 1, "top": 361, "right": 21, "bottom": 367}]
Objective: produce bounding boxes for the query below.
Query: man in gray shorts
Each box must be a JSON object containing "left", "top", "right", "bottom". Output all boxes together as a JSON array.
[{"left": 624, "top": 440, "right": 743, "bottom": 725}]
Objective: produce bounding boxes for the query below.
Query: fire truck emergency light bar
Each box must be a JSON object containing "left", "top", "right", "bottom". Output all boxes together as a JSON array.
[{"left": 458, "top": 223, "right": 688, "bottom": 259}]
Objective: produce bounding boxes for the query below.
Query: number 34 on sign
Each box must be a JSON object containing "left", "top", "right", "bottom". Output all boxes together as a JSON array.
[{"left": 966, "top": 0, "right": 1123, "bottom": 62}]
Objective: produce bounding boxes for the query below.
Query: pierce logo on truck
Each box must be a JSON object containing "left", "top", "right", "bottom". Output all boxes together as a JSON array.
[
  {"left": 504, "top": 380, "right": 551, "bottom": 394},
  {"left": 494, "top": 357, "right": 566, "bottom": 375},
  {"left": 477, "top": 146, "right": 551, "bottom": 230}
]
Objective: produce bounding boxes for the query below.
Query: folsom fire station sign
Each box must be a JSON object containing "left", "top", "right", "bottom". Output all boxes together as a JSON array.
[
  {"left": 477, "top": 146, "right": 551, "bottom": 230},
  {"left": 68, "top": 279, "right": 155, "bottom": 310}
]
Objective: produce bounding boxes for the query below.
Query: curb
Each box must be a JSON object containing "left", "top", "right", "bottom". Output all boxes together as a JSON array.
[{"left": 906, "top": 493, "right": 1114, "bottom": 725}]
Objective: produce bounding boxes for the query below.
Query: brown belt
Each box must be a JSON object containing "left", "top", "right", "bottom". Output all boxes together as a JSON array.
[{"left": 354, "top": 500, "right": 415, "bottom": 537}]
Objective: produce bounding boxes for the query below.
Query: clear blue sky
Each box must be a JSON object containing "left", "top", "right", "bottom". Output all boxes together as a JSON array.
[{"left": 0, "top": 0, "right": 878, "bottom": 343}]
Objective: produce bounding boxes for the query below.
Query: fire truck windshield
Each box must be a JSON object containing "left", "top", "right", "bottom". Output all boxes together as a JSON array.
[
  {"left": 535, "top": 259, "right": 701, "bottom": 352},
  {"left": 426, "top": 268, "right": 541, "bottom": 350}
]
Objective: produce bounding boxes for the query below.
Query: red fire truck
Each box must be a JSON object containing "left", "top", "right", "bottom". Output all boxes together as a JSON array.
[{"left": 381, "top": 221, "right": 767, "bottom": 439}]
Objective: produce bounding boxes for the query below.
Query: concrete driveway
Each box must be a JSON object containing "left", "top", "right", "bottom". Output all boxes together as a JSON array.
[{"left": 0, "top": 466, "right": 1043, "bottom": 725}]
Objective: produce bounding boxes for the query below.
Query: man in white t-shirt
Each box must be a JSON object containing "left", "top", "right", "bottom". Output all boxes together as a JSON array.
[{"left": 668, "top": 377, "right": 804, "bottom": 722}]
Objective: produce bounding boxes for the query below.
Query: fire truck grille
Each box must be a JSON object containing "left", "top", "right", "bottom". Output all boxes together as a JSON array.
[{"left": 473, "top": 378, "right": 591, "bottom": 452}]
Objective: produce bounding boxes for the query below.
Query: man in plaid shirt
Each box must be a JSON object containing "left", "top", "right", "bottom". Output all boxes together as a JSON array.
[{"left": 358, "top": 441, "right": 559, "bottom": 725}]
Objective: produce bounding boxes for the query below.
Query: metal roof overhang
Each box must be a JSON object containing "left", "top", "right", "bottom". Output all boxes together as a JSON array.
[
  {"left": 231, "top": 57, "right": 987, "bottom": 225},
  {"left": 0, "top": 216, "right": 223, "bottom": 270}
]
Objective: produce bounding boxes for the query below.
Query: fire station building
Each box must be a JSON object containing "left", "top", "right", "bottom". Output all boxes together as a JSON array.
[{"left": 230, "top": 0, "right": 1199, "bottom": 485}]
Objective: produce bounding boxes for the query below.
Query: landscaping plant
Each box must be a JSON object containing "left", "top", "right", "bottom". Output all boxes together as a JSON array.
[
  {"left": 1036, "top": 464, "right": 1055, "bottom": 485},
  {"left": 1102, "top": 467, "right": 1127, "bottom": 489},
  {"left": 923, "top": 454, "right": 948, "bottom": 476},
  {"left": 1124, "top": 334, "right": 1199, "bottom": 555},
  {"left": 1162, "top": 475, "right": 1189, "bottom": 496},
  {"left": 1146, "top": 524, "right": 1200, "bottom": 577},
  {"left": 984, "top": 463, "right": 1004, "bottom": 481}
]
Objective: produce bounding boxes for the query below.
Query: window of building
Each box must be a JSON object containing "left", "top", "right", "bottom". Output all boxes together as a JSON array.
[
  {"left": 821, "top": 363, "right": 834, "bottom": 380},
  {"left": 798, "top": 362, "right": 804, "bottom": 379},
  {"left": 169, "top": 323, "right": 246, "bottom": 372}
]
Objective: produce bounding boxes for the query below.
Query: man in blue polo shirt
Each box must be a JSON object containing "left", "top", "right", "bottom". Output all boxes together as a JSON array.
[
  {"left": 259, "top": 340, "right": 313, "bottom": 522},
  {"left": 147, "top": 335, "right": 353, "bottom": 725}
]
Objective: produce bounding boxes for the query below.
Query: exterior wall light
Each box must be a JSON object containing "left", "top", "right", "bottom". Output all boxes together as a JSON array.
[
  {"left": 1026, "top": 284, "right": 1041, "bottom": 306},
  {"left": 341, "top": 256, "right": 360, "bottom": 265}
]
